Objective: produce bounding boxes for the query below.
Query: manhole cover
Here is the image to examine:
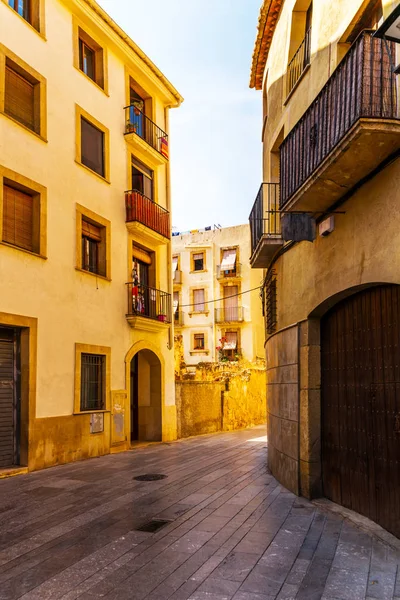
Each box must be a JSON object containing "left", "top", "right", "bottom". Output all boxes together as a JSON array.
[
  {"left": 136, "top": 519, "right": 171, "bottom": 533},
  {"left": 133, "top": 474, "right": 168, "bottom": 482}
]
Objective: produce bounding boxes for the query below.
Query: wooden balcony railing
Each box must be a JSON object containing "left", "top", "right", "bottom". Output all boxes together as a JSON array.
[
  {"left": 280, "top": 32, "right": 398, "bottom": 208},
  {"left": 125, "top": 190, "right": 170, "bottom": 239},
  {"left": 249, "top": 183, "right": 281, "bottom": 256},
  {"left": 126, "top": 283, "right": 171, "bottom": 323},
  {"left": 124, "top": 105, "right": 169, "bottom": 159},
  {"left": 287, "top": 27, "right": 312, "bottom": 96}
]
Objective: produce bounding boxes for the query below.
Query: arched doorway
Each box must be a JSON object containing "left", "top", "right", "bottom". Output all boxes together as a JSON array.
[
  {"left": 130, "top": 349, "right": 162, "bottom": 443},
  {"left": 321, "top": 284, "right": 400, "bottom": 537}
]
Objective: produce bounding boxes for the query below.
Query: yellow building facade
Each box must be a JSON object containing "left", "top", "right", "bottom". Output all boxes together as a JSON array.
[
  {"left": 250, "top": 0, "right": 400, "bottom": 536},
  {"left": 172, "top": 225, "right": 265, "bottom": 367},
  {"left": 0, "top": 0, "right": 182, "bottom": 473}
]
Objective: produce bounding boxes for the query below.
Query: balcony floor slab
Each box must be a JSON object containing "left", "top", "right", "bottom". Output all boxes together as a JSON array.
[
  {"left": 250, "top": 235, "right": 284, "bottom": 269},
  {"left": 282, "top": 118, "right": 400, "bottom": 213}
]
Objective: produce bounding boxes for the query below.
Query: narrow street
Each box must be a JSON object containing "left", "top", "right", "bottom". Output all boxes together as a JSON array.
[{"left": 0, "top": 427, "right": 399, "bottom": 600}]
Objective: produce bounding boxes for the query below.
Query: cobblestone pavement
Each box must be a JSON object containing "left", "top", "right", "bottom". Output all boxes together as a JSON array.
[{"left": 0, "top": 426, "right": 399, "bottom": 600}]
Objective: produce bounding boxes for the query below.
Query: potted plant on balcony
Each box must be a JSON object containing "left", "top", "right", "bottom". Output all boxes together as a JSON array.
[{"left": 157, "top": 313, "right": 167, "bottom": 322}]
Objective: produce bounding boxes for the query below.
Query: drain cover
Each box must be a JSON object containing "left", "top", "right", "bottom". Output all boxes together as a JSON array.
[
  {"left": 136, "top": 519, "right": 171, "bottom": 533},
  {"left": 133, "top": 474, "right": 168, "bottom": 482}
]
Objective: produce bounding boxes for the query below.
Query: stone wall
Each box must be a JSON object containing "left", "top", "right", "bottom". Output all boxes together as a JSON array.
[
  {"left": 266, "top": 325, "right": 299, "bottom": 494},
  {"left": 176, "top": 367, "right": 266, "bottom": 439}
]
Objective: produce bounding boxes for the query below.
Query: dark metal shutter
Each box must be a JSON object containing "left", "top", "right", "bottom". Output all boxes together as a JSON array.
[
  {"left": 4, "top": 65, "right": 35, "bottom": 131},
  {"left": 81, "top": 117, "right": 105, "bottom": 177},
  {"left": 3, "top": 185, "right": 34, "bottom": 252},
  {"left": 0, "top": 330, "right": 15, "bottom": 468}
]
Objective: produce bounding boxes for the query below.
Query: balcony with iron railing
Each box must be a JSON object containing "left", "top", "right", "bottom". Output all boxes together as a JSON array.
[
  {"left": 287, "top": 27, "right": 312, "bottom": 97},
  {"left": 124, "top": 105, "right": 169, "bottom": 164},
  {"left": 126, "top": 283, "right": 171, "bottom": 331},
  {"left": 125, "top": 190, "right": 170, "bottom": 243},
  {"left": 280, "top": 32, "right": 400, "bottom": 213},
  {"left": 216, "top": 263, "right": 242, "bottom": 280},
  {"left": 215, "top": 306, "right": 244, "bottom": 324},
  {"left": 249, "top": 183, "right": 283, "bottom": 269}
]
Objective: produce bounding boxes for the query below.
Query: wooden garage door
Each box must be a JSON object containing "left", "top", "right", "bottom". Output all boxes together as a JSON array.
[
  {"left": 321, "top": 285, "right": 400, "bottom": 537},
  {"left": 0, "top": 328, "right": 16, "bottom": 468}
]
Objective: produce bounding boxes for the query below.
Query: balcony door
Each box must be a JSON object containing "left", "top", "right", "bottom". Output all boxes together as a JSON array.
[
  {"left": 224, "top": 286, "right": 238, "bottom": 321},
  {"left": 132, "top": 245, "right": 155, "bottom": 319},
  {"left": 129, "top": 87, "right": 145, "bottom": 138},
  {"left": 131, "top": 156, "right": 153, "bottom": 201}
]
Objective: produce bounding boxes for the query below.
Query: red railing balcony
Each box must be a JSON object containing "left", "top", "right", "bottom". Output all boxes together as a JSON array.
[{"left": 125, "top": 190, "right": 170, "bottom": 239}]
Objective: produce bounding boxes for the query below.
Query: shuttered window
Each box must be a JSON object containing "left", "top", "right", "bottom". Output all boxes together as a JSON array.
[
  {"left": 5, "top": 65, "right": 36, "bottom": 132},
  {"left": 80, "top": 353, "right": 105, "bottom": 411},
  {"left": 82, "top": 219, "right": 104, "bottom": 276},
  {"left": 81, "top": 118, "right": 105, "bottom": 177},
  {"left": 194, "top": 334, "right": 205, "bottom": 350},
  {"left": 193, "top": 289, "right": 205, "bottom": 312},
  {"left": 3, "top": 185, "right": 34, "bottom": 252}
]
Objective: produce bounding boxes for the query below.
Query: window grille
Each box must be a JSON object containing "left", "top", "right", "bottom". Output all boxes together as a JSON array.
[
  {"left": 80, "top": 353, "right": 105, "bottom": 411},
  {"left": 265, "top": 269, "right": 277, "bottom": 334}
]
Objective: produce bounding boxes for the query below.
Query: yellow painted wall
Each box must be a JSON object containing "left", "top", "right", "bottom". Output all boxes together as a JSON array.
[
  {"left": 172, "top": 224, "right": 265, "bottom": 365},
  {"left": 0, "top": 0, "right": 181, "bottom": 470}
]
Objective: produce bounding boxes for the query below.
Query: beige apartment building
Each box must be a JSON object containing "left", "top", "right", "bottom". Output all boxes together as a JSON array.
[
  {"left": 0, "top": 0, "right": 182, "bottom": 473},
  {"left": 249, "top": 0, "right": 400, "bottom": 536},
  {"left": 172, "top": 224, "right": 264, "bottom": 366}
]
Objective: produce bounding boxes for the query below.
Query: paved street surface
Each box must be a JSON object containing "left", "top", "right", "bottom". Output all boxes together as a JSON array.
[{"left": 0, "top": 426, "right": 399, "bottom": 600}]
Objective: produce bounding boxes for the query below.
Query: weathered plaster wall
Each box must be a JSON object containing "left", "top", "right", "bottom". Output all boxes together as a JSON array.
[
  {"left": 176, "top": 367, "right": 266, "bottom": 439},
  {"left": 266, "top": 326, "right": 299, "bottom": 495}
]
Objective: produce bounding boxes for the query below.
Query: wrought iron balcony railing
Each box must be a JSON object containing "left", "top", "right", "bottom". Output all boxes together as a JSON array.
[
  {"left": 287, "top": 27, "right": 312, "bottom": 96},
  {"left": 216, "top": 263, "right": 242, "bottom": 280},
  {"left": 124, "top": 105, "right": 169, "bottom": 159},
  {"left": 126, "top": 283, "right": 171, "bottom": 323},
  {"left": 215, "top": 307, "right": 244, "bottom": 323},
  {"left": 125, "top": 190, "right": 170, "bottom": 239},
  {"left": 249, "top": 183, "right": 281, "bottom": 256},
  {"left": 280, "top": 32, "right": 398, "bottom": 208}
]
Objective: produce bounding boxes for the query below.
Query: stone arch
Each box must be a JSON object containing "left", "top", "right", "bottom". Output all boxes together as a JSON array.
[{"left": 125, "top": 341, "right": 164, "bottom": 443}]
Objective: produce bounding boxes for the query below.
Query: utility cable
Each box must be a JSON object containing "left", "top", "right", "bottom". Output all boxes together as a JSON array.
[{"left": 179, "top": 285, "right": 263, "bottom": 308}]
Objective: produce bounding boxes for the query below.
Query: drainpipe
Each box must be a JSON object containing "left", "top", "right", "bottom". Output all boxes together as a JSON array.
[{"left": 165, "top": 105, "right": 172, "bottom": 351}]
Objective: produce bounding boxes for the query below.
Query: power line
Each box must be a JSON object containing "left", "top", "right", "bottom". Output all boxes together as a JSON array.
[{"left": 179, "top": 285, "right": 262, "bottom": 308}]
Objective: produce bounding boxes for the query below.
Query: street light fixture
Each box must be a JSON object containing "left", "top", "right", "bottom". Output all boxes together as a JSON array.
[{"left": 373, "top": 3, "right": 400, "bottom": 74}]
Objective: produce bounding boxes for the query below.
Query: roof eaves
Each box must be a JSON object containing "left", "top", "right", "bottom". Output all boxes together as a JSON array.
[
  {"left": 250, "top": 0, "right": 284, "bottom": 90},
  {"left": 81, "top": 0, "right": 183, "bottom": 106}
]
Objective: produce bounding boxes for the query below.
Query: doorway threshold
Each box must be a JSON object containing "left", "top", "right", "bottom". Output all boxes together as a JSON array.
[
  {"left": 0, "top": 466, "right": 28, "bottom": 480},
  {"left": 130, "top": 441, "right": 163, "bottom": 451}
]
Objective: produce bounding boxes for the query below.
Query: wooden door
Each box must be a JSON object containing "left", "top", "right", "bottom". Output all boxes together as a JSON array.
[
  {"left": 0, "top": 328, "right": 19, "bottom": 467},
  {"left": 321, "top": 285, "right": 400, "bottom": 536}
]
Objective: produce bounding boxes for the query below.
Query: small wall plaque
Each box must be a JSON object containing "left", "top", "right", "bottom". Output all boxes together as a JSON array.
[{"left": 90, "top": 413, "right": 104, "bottom": 434}]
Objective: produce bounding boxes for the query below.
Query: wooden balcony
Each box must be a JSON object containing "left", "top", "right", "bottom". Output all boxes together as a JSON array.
[
  {"left": 249, "top": 183, "right": 283, "bottom": 269},
  {"left": 125, "top": 190, "right": 170, "bottom": 245},
  {"left": 280, "top": 32, "right": 400, "bottom": 212}
]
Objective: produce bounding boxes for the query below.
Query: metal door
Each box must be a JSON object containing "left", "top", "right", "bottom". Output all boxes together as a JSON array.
[
  {"left": 321, "top": 285, "right": 400, "bottom": 536},
  {"left": 0, "top": 328, "right": 19, "bottom": 467}
]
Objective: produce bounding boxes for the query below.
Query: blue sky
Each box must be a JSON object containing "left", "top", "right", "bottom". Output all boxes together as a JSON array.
[{"left": 97, "top": 0, "right": 262, "bottom": 232}]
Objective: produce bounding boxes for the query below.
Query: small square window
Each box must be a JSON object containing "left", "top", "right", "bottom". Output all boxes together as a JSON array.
[
  {"left": 193, "top": 252, "right": 204, "bottom": 271},
  {"left": 81, "top": 117, "right": 105, "bottom": 177},
  {"left": 80, "top": 353, "right": 105, "bottom": 411},
  {"left": 194, "top": 334, "right": 205, "bottom": 350}
]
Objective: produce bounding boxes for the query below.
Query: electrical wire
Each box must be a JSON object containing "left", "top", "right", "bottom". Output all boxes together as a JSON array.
[{"left": 179, "top": 285, "right": 263, "bottom": 308}]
